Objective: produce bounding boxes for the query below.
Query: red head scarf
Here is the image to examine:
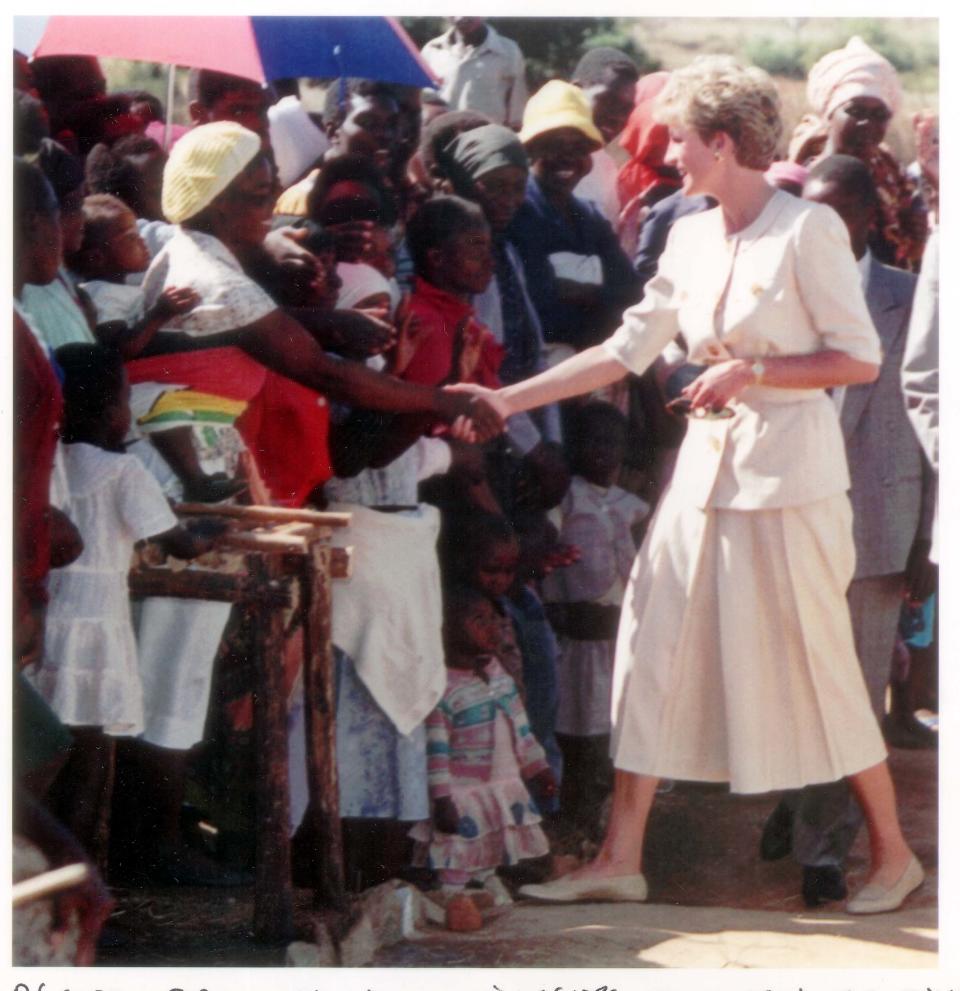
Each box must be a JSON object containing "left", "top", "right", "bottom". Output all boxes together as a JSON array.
[{"left": 617, "top": 71, "right": 679, "bottom": 207}]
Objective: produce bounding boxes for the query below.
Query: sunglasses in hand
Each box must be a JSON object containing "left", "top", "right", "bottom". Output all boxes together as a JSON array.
[{"left": 665, "top": 396, "right": 735, "bottom": 420}]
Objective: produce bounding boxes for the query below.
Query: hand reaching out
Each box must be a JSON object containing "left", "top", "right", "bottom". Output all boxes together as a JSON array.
[
  {"left": 913, "top": 110, "right": 939, "bottom": 188},
  {"left": 390, "top": 293, "right": 430, "bottom": 376},
  {"left": 449, "top": 317, "right": 484, "bottom": 384},
  {"left": 444, "top": 381, "right": 512, "bottom": 425},
  {"left": 335, "top": 309, "right": 396, "bottom": 359},
  {"left": 150, "top": 285, "right": 200, "bottom": 322},
  {"left": 327, "top": 221, "right": 393, "bottom": 270},
  {"left": 437, "top": 389, "right": 505, "bottom": 443}
]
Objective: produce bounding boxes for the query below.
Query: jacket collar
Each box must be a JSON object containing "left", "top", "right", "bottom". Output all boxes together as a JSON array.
[{"left": 721, "top": 188, "right": 792, "bottom": 247}]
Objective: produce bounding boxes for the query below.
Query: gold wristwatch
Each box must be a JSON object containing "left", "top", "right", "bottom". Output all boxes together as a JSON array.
[{"left": 750, "top": 359, "right": 766, "bottom": 384}]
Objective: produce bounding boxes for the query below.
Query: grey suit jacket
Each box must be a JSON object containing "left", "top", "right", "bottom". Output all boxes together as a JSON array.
[{"left": 841, "top": 255, "right": 934, "bottom": 579}]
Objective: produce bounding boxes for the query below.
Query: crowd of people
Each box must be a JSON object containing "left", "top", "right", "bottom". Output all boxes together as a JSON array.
[{"left": 12, "top": 18, "right": 939, "bottom": 961}]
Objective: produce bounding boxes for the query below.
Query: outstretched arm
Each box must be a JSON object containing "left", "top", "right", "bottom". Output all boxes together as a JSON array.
[
  {"left": 141, "top": 308, "right": 503, "bottom": 441},
  {"left": 450, "top": 344, "right": 628, "bottom": 421}
]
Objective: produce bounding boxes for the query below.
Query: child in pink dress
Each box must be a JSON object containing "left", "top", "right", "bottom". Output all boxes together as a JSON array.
[{"left": 411, "top": 586, "right": 556, "bottom": 893}]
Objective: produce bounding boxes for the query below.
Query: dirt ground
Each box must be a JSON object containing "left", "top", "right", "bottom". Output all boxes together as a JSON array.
[{"left": 94, "top": 744, "right": 937, "bottom": 967}]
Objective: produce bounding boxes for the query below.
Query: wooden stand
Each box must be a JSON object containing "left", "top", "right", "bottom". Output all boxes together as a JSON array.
[{"left": 129, "top": 504, "right": 351, "bottom": 942}]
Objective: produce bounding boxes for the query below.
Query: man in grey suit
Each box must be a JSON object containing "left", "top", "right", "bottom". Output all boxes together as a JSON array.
[{"left": 760, "top": 155, "right": 936, "bottom": 907}]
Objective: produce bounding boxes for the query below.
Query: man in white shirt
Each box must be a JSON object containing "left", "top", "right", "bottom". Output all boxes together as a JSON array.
[{"left": 421, "top": 18, "right": 528, "bottom": 130}]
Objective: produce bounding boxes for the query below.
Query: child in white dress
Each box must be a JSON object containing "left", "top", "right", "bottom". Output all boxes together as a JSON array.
[
  {"left": 543, "top": 402, "right": 649, "bottom": 832},
  {"left": 411, "top": 586, "right": 557, "bottom": 895},
  {"left": 27, "top": 344, "right": 221, "bottom": 862}
]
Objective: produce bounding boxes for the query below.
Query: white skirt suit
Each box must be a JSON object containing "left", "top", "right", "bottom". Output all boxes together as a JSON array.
[{"left": 602, "top": 190, "right": 887, "bottom": 794}]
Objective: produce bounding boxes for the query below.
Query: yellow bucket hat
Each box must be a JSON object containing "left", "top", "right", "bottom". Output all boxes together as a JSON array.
[
  {"left": 518, "top": 80, "right": 604, "bottom": 149},
  {"left": 162, "top": 121, "right": 262, "bottom": 224}
]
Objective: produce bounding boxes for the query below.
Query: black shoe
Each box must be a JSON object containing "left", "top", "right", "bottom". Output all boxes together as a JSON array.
[
  {"left": 760, "top": 801, "right": 794, "bottom": 861},
  {"left": 882, "top": 713, "right": 938, "bottom": 750},
  {"left": 802, "top": 865, "right": 847, "bottom": 907}
]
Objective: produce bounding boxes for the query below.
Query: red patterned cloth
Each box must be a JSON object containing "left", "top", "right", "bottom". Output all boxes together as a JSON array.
[
  {"left": 866, "top": 145, "right": 927, "bottom": 272},
  {"left": 126, "top": 347, "right": 331, "bottom": 507}
]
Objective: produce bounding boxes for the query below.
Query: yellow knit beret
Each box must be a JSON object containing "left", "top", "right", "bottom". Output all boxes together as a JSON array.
[
  {"left": 162, "top": 121, "right": 262, "bottom": 224},
  {"left": 518, "top": 80, "right": 603, "bottom": 149}
]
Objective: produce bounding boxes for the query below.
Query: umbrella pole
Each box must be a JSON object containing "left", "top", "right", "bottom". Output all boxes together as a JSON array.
[{"left": 164, "top": 63, "right": 178, "bottom": 151}]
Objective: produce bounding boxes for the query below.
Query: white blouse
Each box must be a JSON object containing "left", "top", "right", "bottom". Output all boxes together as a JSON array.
[{"left": 141, "top": 228, "right": 276, "bottom": 337}]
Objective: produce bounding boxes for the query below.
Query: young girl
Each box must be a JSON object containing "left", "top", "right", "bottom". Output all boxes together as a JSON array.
[
  {"left": 411, "top": 586, "right": 556, "bottom": 894},
  {"left": 25, "top": 343, "right": 221, "bottom": 863},
  {"left": 542, "top": 402, "right": 649, "bottom": 833},
  {"left": 444, "top": 513, "right": 565, "bottom": 812}
]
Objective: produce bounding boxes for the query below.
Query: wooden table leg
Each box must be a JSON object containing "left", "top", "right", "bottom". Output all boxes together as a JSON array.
[
  {"left": 250, "top": 553, "right": 294, "bottom": 942},
  {"left": 302, "top": 542, "right": 346, "bottom": 910}
]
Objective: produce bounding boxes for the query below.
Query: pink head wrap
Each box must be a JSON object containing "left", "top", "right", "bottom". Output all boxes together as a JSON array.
[
  {"left": 807, "top": 36, "right": 902, "bottom": 121},
  {"left": 765, "top": 160, "right": 810, "bottom": 189}
]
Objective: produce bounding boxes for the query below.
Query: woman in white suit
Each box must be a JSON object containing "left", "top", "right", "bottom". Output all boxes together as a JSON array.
[{"left": 455, "top": 56, "right": 922, "bottom": 913}]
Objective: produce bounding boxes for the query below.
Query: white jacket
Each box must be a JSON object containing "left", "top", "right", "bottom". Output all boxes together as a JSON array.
[{"left": 604, "top": 190, "right": 882, "bottom": 510}]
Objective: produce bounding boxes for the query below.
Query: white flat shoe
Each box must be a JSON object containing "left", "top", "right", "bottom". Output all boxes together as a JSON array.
[
  {"left": 518, "top": 872, "right": 648, "bottom": 904},
  {"left": 845, "top": 855, "right": 924, "bottom": 915}
]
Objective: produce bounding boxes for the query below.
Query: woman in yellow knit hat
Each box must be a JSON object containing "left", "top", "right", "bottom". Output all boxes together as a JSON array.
[{"left": 127, "top": 119, "right": 502, "bottom": 508}]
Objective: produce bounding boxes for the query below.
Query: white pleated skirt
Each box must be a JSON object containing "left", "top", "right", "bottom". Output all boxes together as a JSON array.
[{"left": 609, "top": 488, "right": 887, "bottom": 794}]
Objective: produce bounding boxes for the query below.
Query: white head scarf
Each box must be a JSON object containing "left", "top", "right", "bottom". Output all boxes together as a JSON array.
[
  {"left": 807, "top": 36, "right": 902, "bottom": 121},
  {"left": 335, "top": 262, "right": 398, "bottom": 313},
  {"left": 268, "top": 95, "right": 330, "bottom": 189}
]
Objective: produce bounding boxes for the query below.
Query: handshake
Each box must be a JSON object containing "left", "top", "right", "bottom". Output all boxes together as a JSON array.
[{"left": 437, "top": 382, "right": 512, "bottom": 445}]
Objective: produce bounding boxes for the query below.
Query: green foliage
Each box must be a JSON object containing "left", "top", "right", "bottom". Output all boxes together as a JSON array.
[
  {"left": 834, "top": 19, "right": 938, "bottom": 73},
  {"left": 744, "top": 19, "right": 938, "bottom": 82},
  {"left": 745, "top": 37, "right": 809, "bottom": 79},
  {"left": 398, "top": 17, "right": 447, "bottom": 50}
]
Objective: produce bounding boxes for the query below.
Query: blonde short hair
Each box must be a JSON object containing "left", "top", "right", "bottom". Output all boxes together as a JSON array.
[{"left": 655, "top": 55, "right": 783, "bottom": 171}]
